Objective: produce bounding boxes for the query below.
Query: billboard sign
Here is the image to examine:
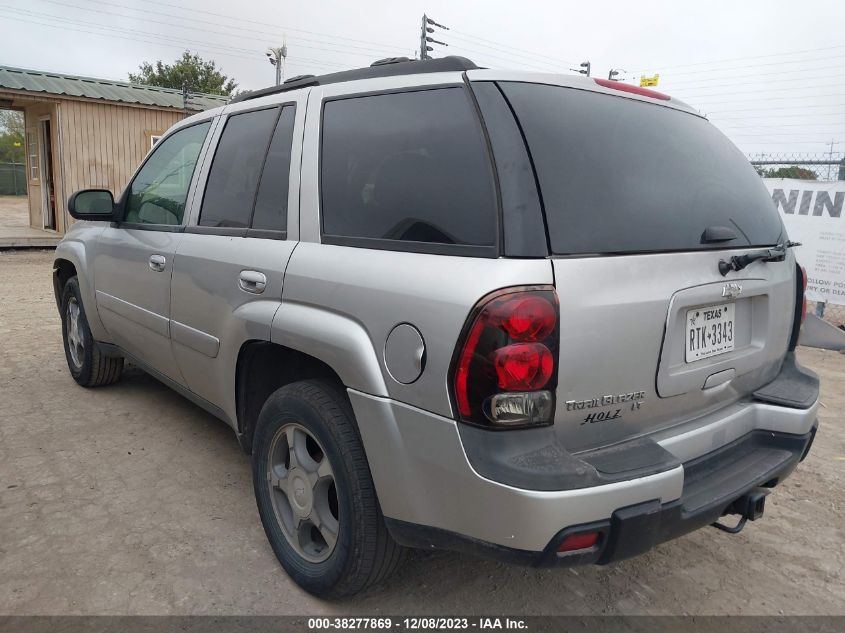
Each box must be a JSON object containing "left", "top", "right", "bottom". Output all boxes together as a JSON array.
[{"left": 764, "top": 178, "right": 845, "bottom": 305}]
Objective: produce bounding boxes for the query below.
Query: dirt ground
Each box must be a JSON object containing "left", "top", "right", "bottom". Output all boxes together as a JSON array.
[
  {"left": 0, "top": 196, "right": 61, "bottom": 248},
  {"left": 0, "top": 249, "right": 843, "bottom": 616}
]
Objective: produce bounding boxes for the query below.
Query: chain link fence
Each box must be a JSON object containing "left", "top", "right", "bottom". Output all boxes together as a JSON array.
[
  {"left": 0, "top": 161, "right": 26, "bottom": 195},
  {"left": 748, "top": 152, "right": 845, "bottom": 329},
  {"left": 749, "top": 151, "right": 845, "bottom": 182}
]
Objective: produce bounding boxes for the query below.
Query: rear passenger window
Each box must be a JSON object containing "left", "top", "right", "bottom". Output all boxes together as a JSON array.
[
  {"left": 252, "top": 106, "right": 295, "bottom": 232},
  {"left": 320, "top": 88, "right": 496, "bottom": 248},
  {"left": 200, "top": 108, "right": 279, "bottom": 228}
]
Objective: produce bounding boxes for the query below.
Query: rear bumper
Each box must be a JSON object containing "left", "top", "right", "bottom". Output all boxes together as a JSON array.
[
  {"left": 351, "top": 392, "right": 818, "bottom": 554},
  {"left": 349, "top": 355, "right": 819, "bottom": 558},
  {"left": 596, "top": 425, "right": 816, "bottom": 565},
  {"left": 384, "top": 426, "right": 815, "bottom": 566}
]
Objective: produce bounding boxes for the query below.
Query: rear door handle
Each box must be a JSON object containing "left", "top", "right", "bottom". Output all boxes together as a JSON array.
[
  {"left": 149, "top": 254, "right": 166, "bottom": 272},
  {"left": 238, "top": 270, "right": 266, "bottom": 294}
]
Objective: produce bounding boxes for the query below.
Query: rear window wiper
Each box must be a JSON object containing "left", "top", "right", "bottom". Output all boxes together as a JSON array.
[{"left": 718, "top": 241, "right": 801, "bottom": 276}]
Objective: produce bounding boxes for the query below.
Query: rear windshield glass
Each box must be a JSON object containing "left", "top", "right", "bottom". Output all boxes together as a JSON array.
[{"left": 497, "top": 82, "right": 784, "bottom": 255}]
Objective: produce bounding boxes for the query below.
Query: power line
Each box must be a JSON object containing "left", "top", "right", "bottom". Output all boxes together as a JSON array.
[
  {"left": 7, "top": 5, "right": 350, "bottom": 70},
  {"left": 710, "top": 112, "right": 845, "bottom": 120},
  {"left": 91, "top": 0, "right": 406, "bottom": 53},
  {"left": 641, "top": 53, "right": 845, "bottom": 78},
  {"left": 720, "top": 122, "right": 845, "bottom": 129},
  {"left": 658, "top": 62, "right": 845, "bottom": 88},
  {"left": 728, "top": 131, "right": 845, "bottom": 137},
  {"left": 444, "top": 43, "right": 562, "bottom": 72},
  {"left": 0, "top": 12, "right": 257, "bottom": 64},
  {"left": 133, "top": 0, "right": 577, "bottom": 72},
  {"left": 448, "top": 27, "right": 579, "bottom": 67},
  {"left": 708, "top": 103, "right": 845, "bottom": 114},
  {"left": 630, "top": 44, "right": 845, "bottom": 74},
  {"left": 37, "top": 0, "right": 395, "bottom": 59},
  {"left": 730, "top": 140, "right": 843, "bottom": 145},
  {"left": 689, "top": 93, "right": 845, "bottom": 106},
  {"left": 0, "top": 11, "right": 347, "bottom": 76},
  {"left": 445, "top": 31, "right": 576, "bottom": 68},
  {"left": 678, "top": 82, "right": 844, "bottom": 98}
]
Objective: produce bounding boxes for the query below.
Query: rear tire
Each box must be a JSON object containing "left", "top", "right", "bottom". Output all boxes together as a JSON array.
[
  {"left": 61, "top": 276, "right": 123, "bottom": 387},
  {"left": 252, "top": 380, "right": 404, "bottom": 597}
]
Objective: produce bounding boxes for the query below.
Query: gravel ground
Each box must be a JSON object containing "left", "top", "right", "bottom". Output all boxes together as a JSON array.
[{"left": 0, "top": 249, "right": 843, "bottom": 616}]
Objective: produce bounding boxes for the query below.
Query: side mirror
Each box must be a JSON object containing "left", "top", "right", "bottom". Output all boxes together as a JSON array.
[{"left": 68, "top": 189, "right": 116, "bottom": 221}]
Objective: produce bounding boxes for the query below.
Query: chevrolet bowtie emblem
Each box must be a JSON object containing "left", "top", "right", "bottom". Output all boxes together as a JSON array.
[{"left": 722, "top": 282, "right": 743, "bottom": 299}]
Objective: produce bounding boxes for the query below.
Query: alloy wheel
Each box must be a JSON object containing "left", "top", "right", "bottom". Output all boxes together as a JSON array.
[
  {"left": 267, "top": 423, "right": 340, "bottom": 563},
  {"left": 66, "top": 297, "right": 84, "bottom": 369}
]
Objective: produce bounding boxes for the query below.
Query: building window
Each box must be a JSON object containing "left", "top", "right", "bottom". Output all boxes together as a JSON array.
[
  {"left": 27, "top": 131, "right": 39, "bottom": 182},
  {"left": 150, "top": 134, "right": 163, "bottom": 149}
]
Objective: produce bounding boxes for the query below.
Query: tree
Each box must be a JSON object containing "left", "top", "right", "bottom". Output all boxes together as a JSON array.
[
  {"left": 0, "top": 109, "right": 25, "bottom": 164},
  {"left": 129, "top": 51, "right": 237, "bottom": 96},
  {"left": 762, "top": 166, "right": 817, "bottom": 180}
]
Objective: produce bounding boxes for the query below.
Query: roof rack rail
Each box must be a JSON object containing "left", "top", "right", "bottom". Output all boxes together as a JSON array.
[
  {"left": 284, "top": 74, "right": 316, "bottom": 84},
  {"left": 230, "top": 56, "right": 477, "bottom": 104},
  {"left": 371, "top": 57, "right": 411, "bottom": 66}
]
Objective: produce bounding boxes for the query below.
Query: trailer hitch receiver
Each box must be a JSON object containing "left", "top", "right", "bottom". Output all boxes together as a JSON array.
[{"left": 711, "top": 487, "right": 770, "bottom": 534}]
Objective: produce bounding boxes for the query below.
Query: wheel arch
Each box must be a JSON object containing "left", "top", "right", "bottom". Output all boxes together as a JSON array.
[
  {"left": 53, "top": 241, "right": 111, "bottom": 343},
  {"left": 52, "top": 257, "right": 77, "bottom": 309},
  {"left": 235, "top": 340, "right": 350, "bottom": 454}
]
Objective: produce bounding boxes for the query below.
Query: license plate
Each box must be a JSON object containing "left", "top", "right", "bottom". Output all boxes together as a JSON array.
[{"left": 686, "top": 302, "right": 735, "bottom": 362}]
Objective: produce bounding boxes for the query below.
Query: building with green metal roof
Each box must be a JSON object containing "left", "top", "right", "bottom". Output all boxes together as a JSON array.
[{"left": 0, "top": 65, "right": 227, "bottom": 239}]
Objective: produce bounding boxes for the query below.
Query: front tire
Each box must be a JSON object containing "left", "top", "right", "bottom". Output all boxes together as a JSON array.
[
  {"left": 252, "top": 380, "right": 404, "bottom": 597},
  {"left": 61, "top": 276, "right": 123, "bottom": 387}
]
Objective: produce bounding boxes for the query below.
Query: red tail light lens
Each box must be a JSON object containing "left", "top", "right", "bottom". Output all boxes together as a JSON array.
[
  {"left": 593, "top": 78, "right": 671, "bottom": 101},
  {"left": 789, "top": 263, "right": 808, "bottom": 352},
  {"left": 494, "top": 343, "right": 553, "bottom": 390},
  {"left": 800, "top": 265, "right": 808, "bottom": 324},
  {"left": 499, "top": 296, "right": 557, "bottom": 341},
  {"left": 452, "top": 287, "right": 559, "bottom": 428}
]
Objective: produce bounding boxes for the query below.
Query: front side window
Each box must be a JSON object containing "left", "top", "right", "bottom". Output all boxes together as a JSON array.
[
  {"left": 320, "top": 88, "right": 496, "bottom": 248},
  {"left": 124, "top": 121, "right": 210, "bottom": 225}
]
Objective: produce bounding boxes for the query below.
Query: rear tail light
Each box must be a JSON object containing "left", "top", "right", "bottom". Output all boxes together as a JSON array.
[
  {"left": 800, "top": 265, "right": 808, "bottom": 324},
  {"left": 788, "top": 263, "right": 807, "bottom": 351},
  {"left": 451, "top": 287, "right": 559, "bottom": 428}
]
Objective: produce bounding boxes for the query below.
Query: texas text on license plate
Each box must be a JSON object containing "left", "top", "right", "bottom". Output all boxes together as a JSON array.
[{"left": 686, "top": 302, "right": 735, "bottom": 362}]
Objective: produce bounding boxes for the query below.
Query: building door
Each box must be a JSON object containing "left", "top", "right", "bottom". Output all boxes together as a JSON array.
[{"left": 38, "top": 118, "right": 56, "bottom": 230}]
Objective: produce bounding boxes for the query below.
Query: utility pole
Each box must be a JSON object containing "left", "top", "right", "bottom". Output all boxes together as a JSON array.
[
  {"left": 572, "top": 61, "right": 591, "bottom": 77},
  {"left": 181, "top": 80, "right": 189, "bottom": 117},
  {"left": 420, "top": 14, "right": 448, "bottom": 60},
  {"left": 827, "top": 139, "right": 840, "bottom": 181},
  {"left": 267, "top": 42, "right": 288, "bottom": 86}
]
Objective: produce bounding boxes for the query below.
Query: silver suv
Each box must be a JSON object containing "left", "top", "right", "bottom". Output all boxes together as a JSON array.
[{"left": 53, "top": 57, "right": 819, "bottom": 597}]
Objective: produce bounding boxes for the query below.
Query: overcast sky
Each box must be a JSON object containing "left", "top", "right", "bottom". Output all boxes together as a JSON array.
[{"left": 2, "top": 0, "right": 843, "bottom": 161}]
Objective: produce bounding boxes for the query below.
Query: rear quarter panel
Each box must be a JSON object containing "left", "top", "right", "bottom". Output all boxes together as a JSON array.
[{"left": 274, "top": 243, "right": 553, "bottom": 417}]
